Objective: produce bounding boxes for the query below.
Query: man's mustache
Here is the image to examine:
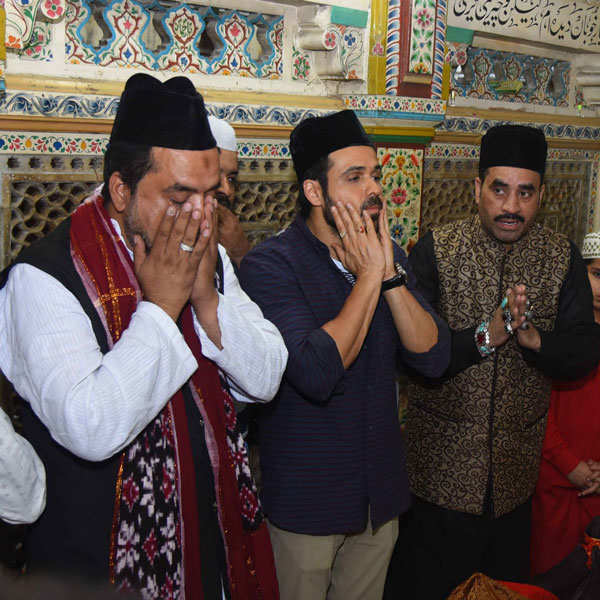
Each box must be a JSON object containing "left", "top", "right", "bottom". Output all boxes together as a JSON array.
[
  {"left": 362, "top": 196, "right": 383, "bottom": 212},
  {"left": 494, "top": 213, "right": 524, "bottom": 223}
]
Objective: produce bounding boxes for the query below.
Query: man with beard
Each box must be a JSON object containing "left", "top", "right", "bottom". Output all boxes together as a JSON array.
[
  {"left": 0, "top": 74, "right": 287, "bottom": 599},
  {"left": 239, "top": 110, "right": 450, "bottom": 600},
  {"left": 405, "top": 124, "right": 600, "bottom": 599},
  {"left": 207, "top": 115, "right": 251, "bottom": 269}
]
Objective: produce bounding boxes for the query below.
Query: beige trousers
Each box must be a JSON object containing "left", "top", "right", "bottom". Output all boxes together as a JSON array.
[{"left": 267, "top": 517, "right": 398, "bottom": 600}]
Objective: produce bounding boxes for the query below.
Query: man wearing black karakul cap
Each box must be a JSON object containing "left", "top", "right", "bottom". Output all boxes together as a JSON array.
[
  {"left": 402, "top": 125, "right": 600, "bottom": 598},
  {"left": 239, "top": 110, "right": 450, "bottom": 600},
  {"left": 0, "top": 74, "right": 286, "bottom": 599}
]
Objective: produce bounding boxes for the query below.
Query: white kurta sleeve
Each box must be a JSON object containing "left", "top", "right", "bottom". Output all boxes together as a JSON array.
[
  {"left": 0, "top": 407, "right": 46, "bottom": 524},
  {"left": 192, "top": 246, "right": 287, "bottom": 403},
  {"left": 0, "top": 264, "right": 198, "bottom": 462}
]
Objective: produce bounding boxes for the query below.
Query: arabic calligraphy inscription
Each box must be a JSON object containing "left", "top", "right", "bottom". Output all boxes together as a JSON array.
[{"left": 449, "top": 0, "right": 600, "bottom": 49}]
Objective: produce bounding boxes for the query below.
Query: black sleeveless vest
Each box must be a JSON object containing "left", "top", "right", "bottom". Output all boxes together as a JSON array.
[{"left": 1, "top": 219, "right": 228, "bottom": 596}]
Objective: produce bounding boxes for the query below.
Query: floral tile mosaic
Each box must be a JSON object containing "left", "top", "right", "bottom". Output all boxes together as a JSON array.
[
  {"left": 439, "top": 117, "right": 600, "bottom": 141},
  {"left": 385, "top": 0, "right": 445, "bottom": 94},
  {"left": 385, "top": 0, "right": 401, "bottom": 94},
  {"left": 291, "top": 47, "right": 311, "bottom": 81},
  {"left": 426, "top": 143, "right": 600, "bottom": 163},
  {"left": 291, "top": 24, "right": 365, "bottom": 82},
  {"left": 0, "top": 91, "right": 119, "bottom": 118},
  {"left": 65, "top": 0, "right": 283, "bottom": 79},
  {"left": 0, "top": 133, "right": 294, "bottom": 159},
  {"left": 329, "top": 25, "right": 364, "bottom": 80},
  {"left": 0, "top": 133, "right": 108, "bottom": 153},
  {"left": 6, "top": 0, "right": 65, "bottom": 50},
  {"left": 237, "top": 141, "right": 289, "bottom": 158},
  {"left": 425, "top": 143, "right": 478, "bottom": 159},
  {"left": 452, "top": 47, "right": 570, "bottom": 107},
  {"left": 430, "top": 0, "right": 446, "bottom": 98},
  {"left": 17, "top": 21, "right": 54, "bottom": 62},
  {"left": 0, "top": 89, "right": 335, "bottom": 125},
  {"left": 378, "top": 147, "right": 423, "bottom": 252},
  {"left": 343, "top": 94, "right": 446, "bottom": 115},
  {"left": 409, "top": 0, "right": 435, "bottom": 74},
  {"left": 208, "top": 104, "right": 333, "bottom": 126}
]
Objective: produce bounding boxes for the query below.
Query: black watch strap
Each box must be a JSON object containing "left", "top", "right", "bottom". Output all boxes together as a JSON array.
[
  {"left": 381, "top": 273, "right": 406, "bottom": 292},
  {"left": 382, "top": 262, "right": 407, "bottom": 292}
]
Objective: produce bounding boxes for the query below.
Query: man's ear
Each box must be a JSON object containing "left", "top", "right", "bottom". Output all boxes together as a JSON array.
[
  {"left": 108, "top": 172, "right": 131, "bottom": 213},
  {"left": 474, "top": 177, "right": 482, "bottom": 207},
  {"left": 303, "top": 179, "right": 324, "bottom": 208}
]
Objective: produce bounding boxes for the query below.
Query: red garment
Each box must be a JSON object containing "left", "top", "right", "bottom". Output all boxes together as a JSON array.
[
  {"left": 69, "top": 195, "right": 279, "bottom": 600},
  {"left": 531, "top": 368, "right": 600, "bottom": 576},
  {"left": 500, "top": 581, "right": 559, "bottom": 600}
]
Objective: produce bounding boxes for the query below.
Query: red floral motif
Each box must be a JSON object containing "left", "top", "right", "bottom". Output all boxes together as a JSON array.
[
  {"left": 142, "top": 529, "right": 158, "bottom": 565},
  {"left": 324, "top": 32, "right": 336, "bottom": 48},
  {"left": 415, "top": 8, "right": 432, "bottom": 29},
  {"left": 44, "top": 0, "right": 64, "bottom": 19},
  {"left": 229, "top": 22, "right": 241, "bottom": 38},
  {"left": 7, "top": 35, "right": 21, "bottom": 49},
  {"left": 381, "top": 153, "right": 391, "bottom": 168},
  {"left": 372, "top": 42, "right": 384, "bottom": 56},
  {"left": 410, "top": 153, "right": 420, "bottom": 167},
  {"left": 122, "top": 476, "right": 140, "bottom": 512},
  {"left": 391, "top": 188, "right": 407, "bottom": 205}
]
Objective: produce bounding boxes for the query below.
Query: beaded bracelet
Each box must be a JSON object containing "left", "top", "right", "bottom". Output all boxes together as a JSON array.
[
  {"left": 475, "top": 318, "right": 495, "bottom": 357},
  {"left": 501, "top": 296, "right": 515, "bottom": 335}
]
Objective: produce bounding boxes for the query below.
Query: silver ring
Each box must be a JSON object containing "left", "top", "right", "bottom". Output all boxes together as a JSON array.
[
  {"left": 339, "top": 231, "right": 346, "bottom": 239},
  {"left": 179, "top": 242, "right": 194, "bottom": 253}
]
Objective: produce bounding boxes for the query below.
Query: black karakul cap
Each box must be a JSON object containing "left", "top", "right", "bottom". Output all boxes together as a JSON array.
[
  {"left": 110, "top": 74, "right": 216, "bottom": 150},
  {"left": 479, "top": 124, "right": 547, "bottom": 177},
  {"left": 290, "top": 110, "right": 373, "bottom": 181}
]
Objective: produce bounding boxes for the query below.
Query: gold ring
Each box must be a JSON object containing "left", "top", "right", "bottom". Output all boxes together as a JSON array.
[
  {"left": 179, "top": 242, "right": 194, "bottom": 253},
  {"left": 339, "top": 231, "right": 346, "bottom": 239}
]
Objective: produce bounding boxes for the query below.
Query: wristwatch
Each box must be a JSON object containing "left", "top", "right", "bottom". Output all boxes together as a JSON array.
[{"left": 381, "top": 262, "right": 407, "bottom": 292}]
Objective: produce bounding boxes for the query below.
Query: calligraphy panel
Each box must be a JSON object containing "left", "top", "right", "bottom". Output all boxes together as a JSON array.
[{"left": 448, "top": 0, "right": 600, "bottom": 51}]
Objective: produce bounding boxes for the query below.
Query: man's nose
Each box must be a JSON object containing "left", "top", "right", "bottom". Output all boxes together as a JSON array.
[
  {"left": 366, "top": 177, "right": 382, "bottom": 196},
  {"left": 502, "top": 190, "right": 520, "bottom": 213}
]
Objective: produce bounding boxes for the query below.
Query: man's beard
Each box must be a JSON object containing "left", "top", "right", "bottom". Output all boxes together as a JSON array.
[
  {"left": 323, "top": 194, "right": 383, "bottom": 233},
  {"left": 124, "top": 195, "right": 152, "bottom": 252}
]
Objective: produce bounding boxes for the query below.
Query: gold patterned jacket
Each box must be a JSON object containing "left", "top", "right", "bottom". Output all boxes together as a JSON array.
[{"left": 407, "top": 216, "right": 571, "bottom": 517}]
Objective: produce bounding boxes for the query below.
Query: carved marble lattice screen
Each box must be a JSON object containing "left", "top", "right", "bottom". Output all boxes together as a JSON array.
[
  {"left": 420, "top": 158, "right": 591, "bottom": 246},
  {"left": 0, "top": 155, "right": 298, "bottom": 270}
]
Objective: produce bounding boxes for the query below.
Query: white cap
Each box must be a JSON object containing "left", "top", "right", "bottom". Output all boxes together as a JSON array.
[
  {"left": 582, "top": 231, "right": 600, "bottom": 260},
  {"left": 208, "top": 115, "right": 237, "bottom": 152}
]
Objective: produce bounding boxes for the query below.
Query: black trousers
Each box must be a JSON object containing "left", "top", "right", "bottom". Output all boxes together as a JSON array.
[{"left": 384, "top": 495, "right": 532, "bottom": 600}]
